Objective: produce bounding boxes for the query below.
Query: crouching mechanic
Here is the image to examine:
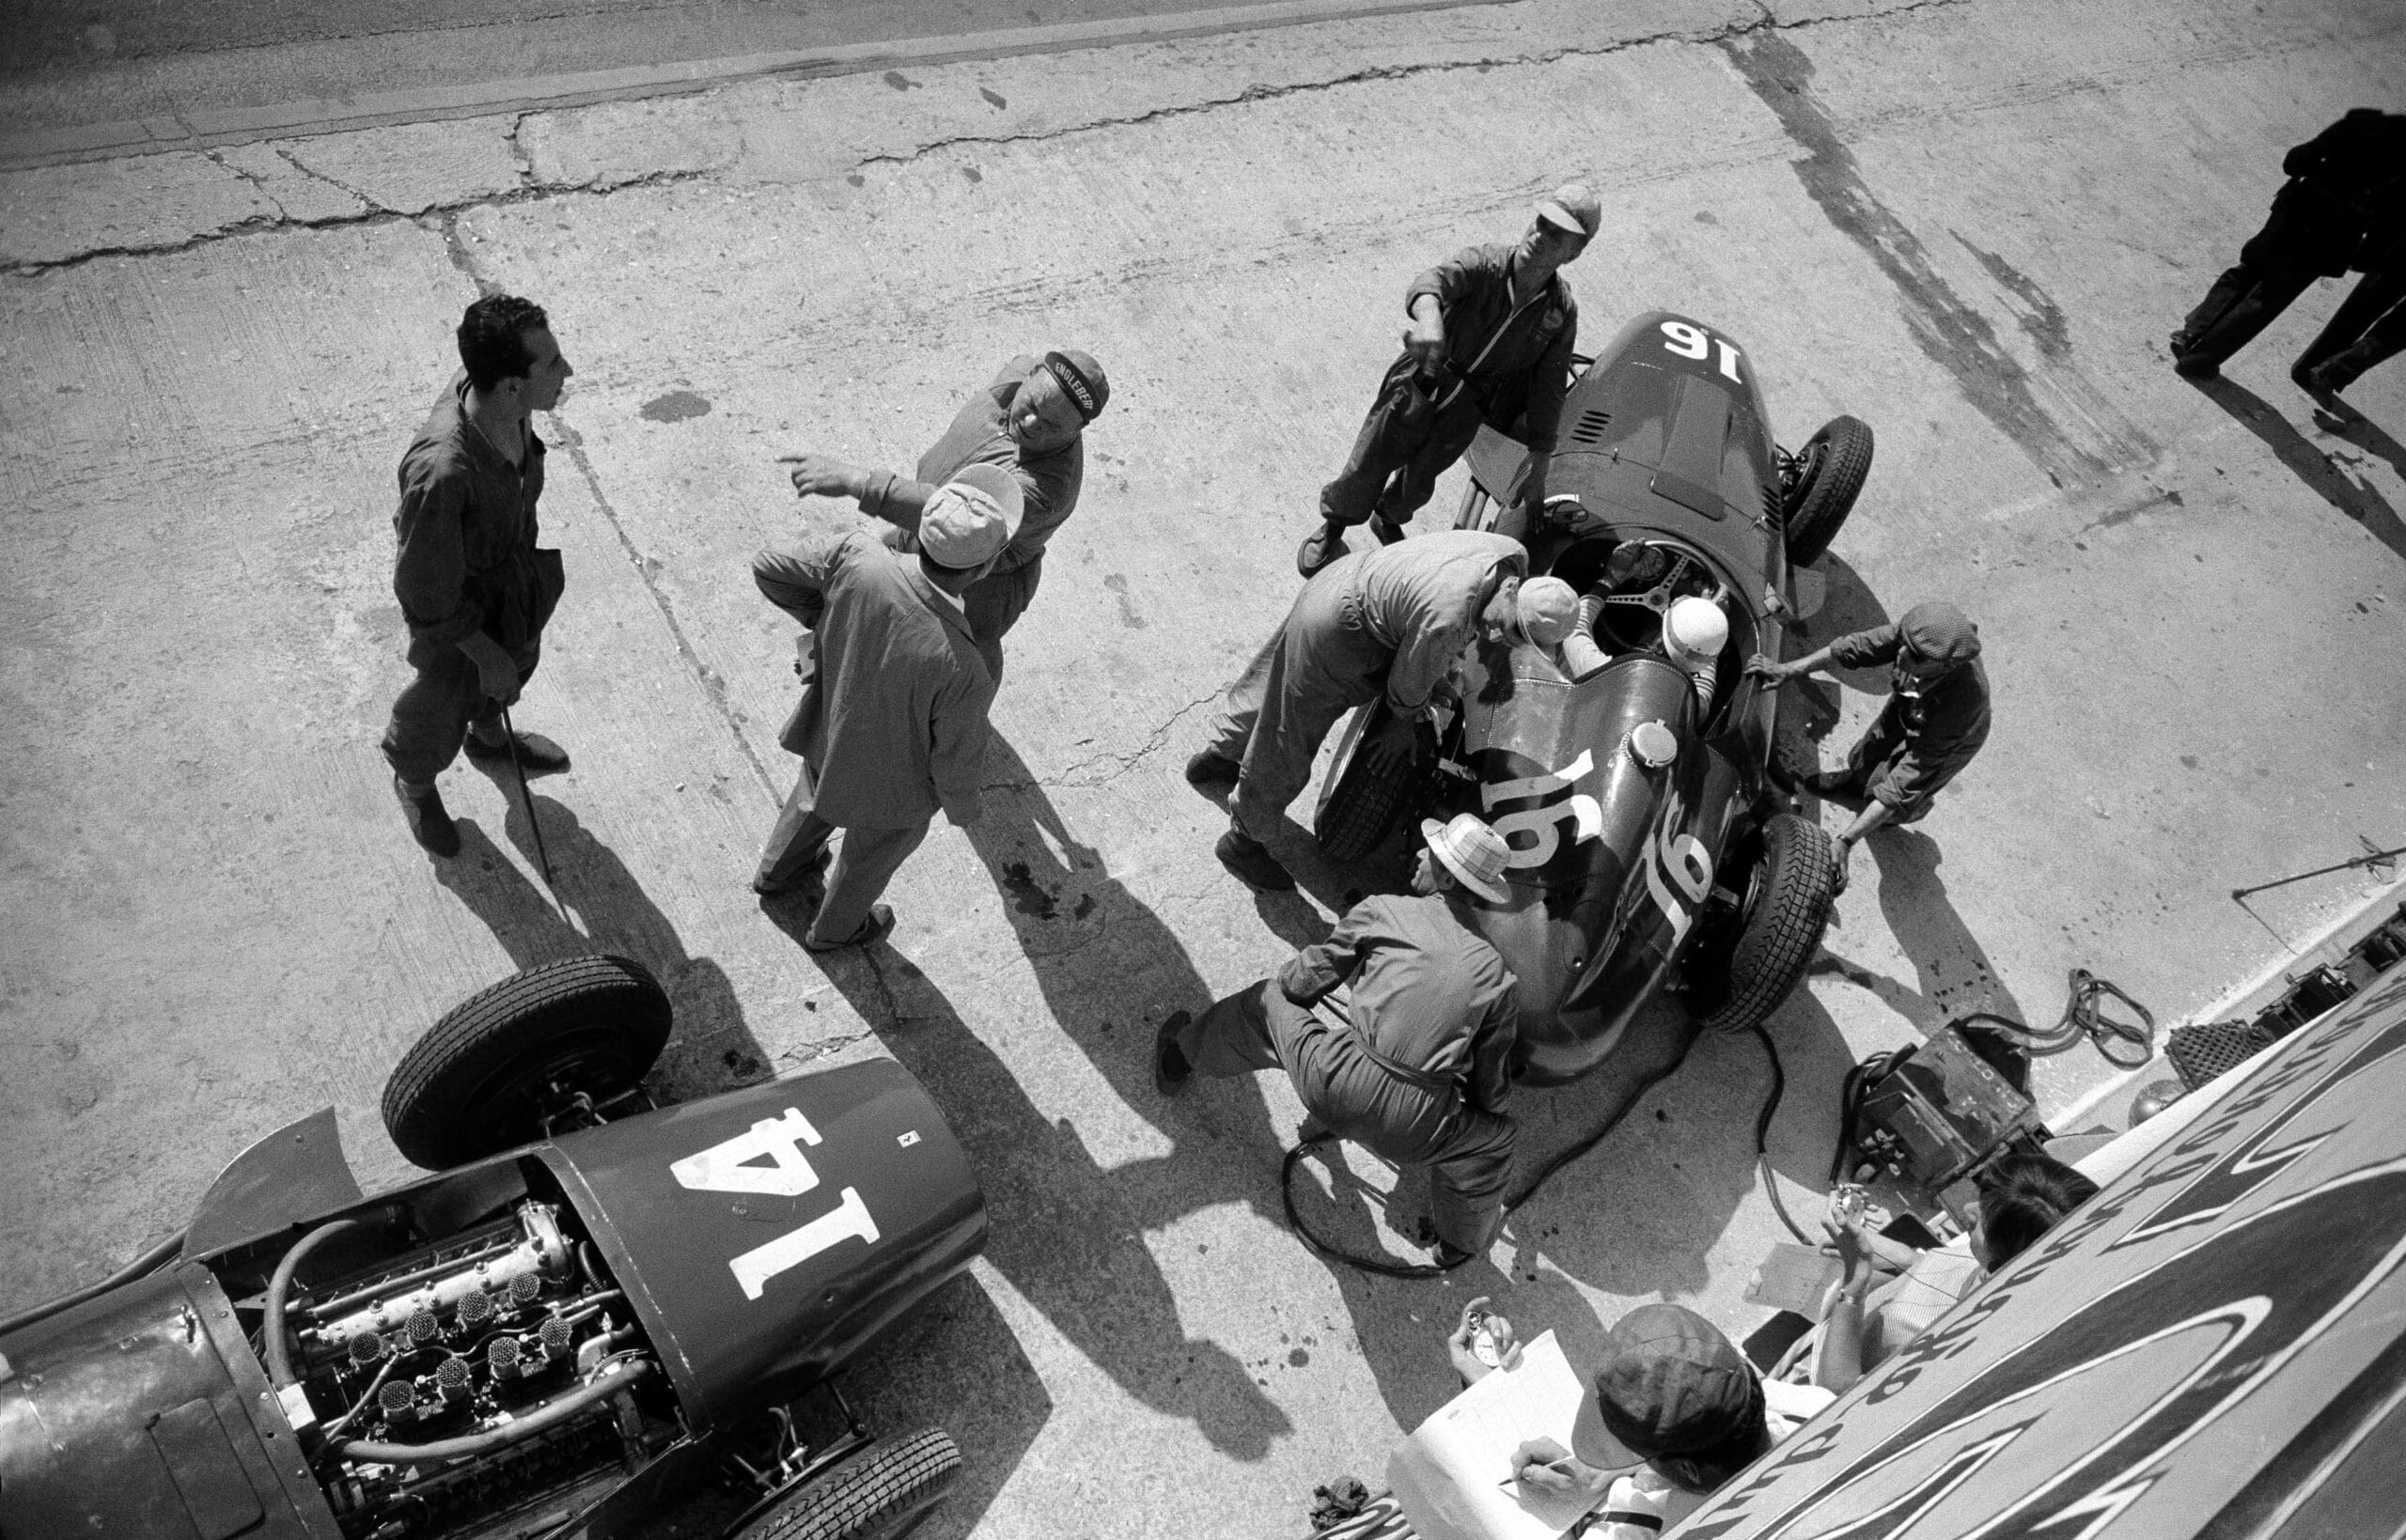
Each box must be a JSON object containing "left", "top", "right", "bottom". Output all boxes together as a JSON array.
[
  {"left": 776, "top": 350, "right": 1105, "bottom": 683},
  {"left": 1744, "top": 599, "right": 1990, "bottom": 892},
  {"left": 1187, "top": 529, "right": 1575, "bottom": 892},
  {"left": 1154, "top": 813, "right": 1522, "bottom": 1266},
  {"left": 750, "top": 464, "right": 1022, "bottom": 950}
]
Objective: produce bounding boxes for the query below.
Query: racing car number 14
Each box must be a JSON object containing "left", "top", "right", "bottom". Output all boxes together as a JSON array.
[{"left": 672, "top": 1107, "right": 883, "bottom": 1301}]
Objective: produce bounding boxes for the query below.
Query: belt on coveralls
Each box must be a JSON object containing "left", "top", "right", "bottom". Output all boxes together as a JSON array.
[{"left": 1308, "top": 993, "right": 1462, "bottom": 1108}]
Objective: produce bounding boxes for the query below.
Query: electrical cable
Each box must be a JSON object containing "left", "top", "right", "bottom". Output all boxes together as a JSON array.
[
  {"left": 1748, "top": 1022, "right": 1821, "bottom": 1248},
  {"left": 266, "top": 1218, "right": 366, "bottom": 1388},
  {"left": 0, "top": 1231, "right": 183, "bottom": 1338}
]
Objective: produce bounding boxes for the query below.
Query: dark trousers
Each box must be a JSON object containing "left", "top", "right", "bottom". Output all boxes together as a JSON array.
[
  {"left": 1320, "top": 354, "right": 1491, "bottom": 529},
  {"left": 2295, "top": 264, "right": 2406, "bottom": 385},
  {"left": 382, "top": 636, "right": 540, "bottom": 786},
  {"left": 1175, "top": 980, "right": 1516, "bottom": 1253},
  {"left": 756, "top": 758, "right": 931, "bottom": 944},
  {"left": 2174, "top": 262, "right": 2322, "bottom": 369}
]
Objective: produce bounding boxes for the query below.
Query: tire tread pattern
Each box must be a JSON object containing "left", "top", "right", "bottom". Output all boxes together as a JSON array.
[
  {"left": 737, "top": 1429, "right": 963, "bottom": 1540},
  {"left": 1784, "top": 416, "right": 1874, "bottom": 568},
  {"left": 1697, "top": 815, "right": 1837, "bottom": 1035},
  {"left": 381, "top": 954, "right": 671, "bottom": 1169}
]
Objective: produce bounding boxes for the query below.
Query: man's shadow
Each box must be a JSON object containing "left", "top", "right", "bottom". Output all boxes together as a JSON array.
[
  {"left": 2194, "top": 374, "right": 2406, "bottom": 562},
  {"left": 433, "top": 792, "right": 769, "bottom": 1101},
  {"left": 1770, "top": 552, "right": 1893, "bottom": 777}
]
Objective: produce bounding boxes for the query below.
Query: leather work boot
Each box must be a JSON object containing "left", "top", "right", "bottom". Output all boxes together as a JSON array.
[
  {"left": 1367, "top": 513, "right": 1407, "bottom": 546},
  {"left": 803, "top": 903, "right": 896, "bottom": 953},
  {"left": 394, "top": 775, "right": 461, "bottom": 858},
  {"left": 1215, "top": 830, "right": 1295, "bottom": 892},
  {"left": 463, "top": 728, "right": 571, "bottom": 773},
  {"left": 1184, "top": 750, "right": 1241, "bottom": 794},
  {"left": 1295, "top": 521, "right": 1351, "bottom": 580}
]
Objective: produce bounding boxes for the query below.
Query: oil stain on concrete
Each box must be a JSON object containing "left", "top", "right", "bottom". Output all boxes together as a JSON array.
[
  {"left": 639, "top": 389, "right": 711, "bottom": 423},
  {"left": 1723, "top": 31, "right": 2151, "bottom": 489}
]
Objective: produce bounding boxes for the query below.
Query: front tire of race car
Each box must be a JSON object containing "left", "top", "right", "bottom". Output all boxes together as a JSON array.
[
  {"left": 382, "top": 954, "right": 673, "bottom": 1169},
  {"left": 737, "top": 1428, "right": 963, "bottom": 1540},
  {"left": 1314, "top": 704, "right": 1412, "bottom": 863},
  {"left": 1781, "top": 415, "right": 1874, "bottom": 568},
  {"left": 1694, "top": 815, "right": 1838, "bottom": 1035}
]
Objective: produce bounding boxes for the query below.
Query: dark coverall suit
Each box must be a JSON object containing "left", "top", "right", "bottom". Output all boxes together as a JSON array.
[
  {"left": 1820, "top": 623, "right": 1992, "bottom": 823},
  {"left": 2295, "top": 188, "right": 2406, "bottom": 391},
  {"left": 841, "top": 357, "right": 1082, "bottom": 684},
  {"left": 1202, "top": 530, "right": 1526, "bottom": 843},
  {"left": 1321, "top": 244, "right": 1579, "bottom": 530},
  {"left": 1172, "top": 891, "right": 1522, "bottom": 1253},
  {"left": 2174, "top": 110, "right": 2405, "bottom": 375},
  {"left": 382, "top": 375, "right": 564, "bottom": 785}
]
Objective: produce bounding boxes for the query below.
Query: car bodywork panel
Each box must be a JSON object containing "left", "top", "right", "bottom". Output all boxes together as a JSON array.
[
  {"left": 0, "top": 1266, "right": 336, "bottom": 1540},
  {"left": 1439, "top": 310, "right": 1813, "bottom": 1081},
  {"left": 183, "top": 1107, "right": 366, "bottom": 1260},
  {"left": 540, "top": 1059, "right": 985, "bottom": 1434}
]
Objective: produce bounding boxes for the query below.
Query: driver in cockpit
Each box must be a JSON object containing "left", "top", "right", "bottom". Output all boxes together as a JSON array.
[{"left": 1559, "top": 591, "right": 1726, "bottom": 713}]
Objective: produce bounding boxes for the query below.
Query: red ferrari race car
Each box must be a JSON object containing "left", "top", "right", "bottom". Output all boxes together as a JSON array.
[
  {"left": 0, "top": 956, "right": 985, "bottom": 1540},
  {"left": 1316, "top": 311, "right": 1875, "bottom": 1082}
]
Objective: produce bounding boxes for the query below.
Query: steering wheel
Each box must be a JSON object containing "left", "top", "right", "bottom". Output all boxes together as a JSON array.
[{"left": 1604, "top": 551, "right": 1696, "bottom": 614}]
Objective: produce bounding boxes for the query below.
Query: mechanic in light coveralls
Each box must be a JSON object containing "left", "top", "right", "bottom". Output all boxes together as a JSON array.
[
  {"left": 1296, "top": 182, "right": 1600, "bottom": 579},
  {"left": 1153, "top": 813, "right": 1523, "bottom": 1265},
  {"left": 1745, "top": 599, "right": 1992, "bottom": 892},
  {"left": 774, "top": 349, "right": 1107, "bottom": 684},
  {"left": 1186, "top": 529, "right": 1575, "bottom": 892},
  {"left": 749, "top": 466, "right": 1023, "bottom": 950}
]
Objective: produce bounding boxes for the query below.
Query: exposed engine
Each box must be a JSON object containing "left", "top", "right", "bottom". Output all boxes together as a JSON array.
[{"left": 281, "top": 1201, "right": 672, "bottom": 1538}]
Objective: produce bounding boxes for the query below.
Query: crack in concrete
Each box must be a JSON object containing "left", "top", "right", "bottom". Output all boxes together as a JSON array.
[
  {"left": 503, "top": 111, "right": 538, "bottom": 190},
  {"left": 273, "top": 143, "right": 383, "bottom": 209},
  {"left": 1, "top": 163, "right": 712, "bottom": 274},
  {"left": 203, "top": 148, "right": 290, "bottom": 221},
  {"left": 1007, "top": 688, "right": 1224, "bottom": 791}
]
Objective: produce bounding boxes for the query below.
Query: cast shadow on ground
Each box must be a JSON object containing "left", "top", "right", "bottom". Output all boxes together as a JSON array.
[
  {"left": 2193, "top": 374, "right": 2406, "bottom": 563},
  {"left": 1801, "top": 825, "right": 2031, "bottom": 1041},
  {"left": 435, "top": 792, "right": 771, "bottom": 1101}
]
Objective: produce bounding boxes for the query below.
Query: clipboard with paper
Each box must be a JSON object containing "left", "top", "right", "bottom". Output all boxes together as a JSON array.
[{"left": 1384, "top": 1330, "right": 1597, "bottom": 1540}]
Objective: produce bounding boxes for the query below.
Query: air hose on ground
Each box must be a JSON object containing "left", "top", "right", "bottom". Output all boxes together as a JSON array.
[{"left": 1280, "top": 1021, "right": 1816, "bottom": 1278}]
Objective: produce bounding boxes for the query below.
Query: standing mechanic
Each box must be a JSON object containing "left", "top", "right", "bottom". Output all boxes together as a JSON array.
[
  {"left": 1186, "top": 530, "right": 1574, "bottom": 892},
  {"left": 383, "top": 293, "right": 575, "bottom": 859},
  {"left": 2298, "top": 169, "right": 2406, "bottom": 397},
  {"left": 2170, "top": 109, "right": 2406, "bottom": 381},
  {"left": 750, "top": 465, "right": 1022, "bottom": 950},
  {"left": 1745, "top": 600, "right": 1990, "bottom": 892},
  {"left": 1154, "top": 813, "right": 1523, "bottom": 1266},
  {"left": 775, "top": 350, "right": 1107, "bottom": 682},
  {"left": 1297, "top": 182, "right": 1600, "bottom": 578}
]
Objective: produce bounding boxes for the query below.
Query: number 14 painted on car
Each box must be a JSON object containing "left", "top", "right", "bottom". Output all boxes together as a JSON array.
[{"left": 672, "top": 1108, "right": 882, "bottom": 1300}]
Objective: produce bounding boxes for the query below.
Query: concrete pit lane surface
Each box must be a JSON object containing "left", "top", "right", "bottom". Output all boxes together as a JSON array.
[{"left": 3, "top": 0, "right": 2403, "bottom": 1535}]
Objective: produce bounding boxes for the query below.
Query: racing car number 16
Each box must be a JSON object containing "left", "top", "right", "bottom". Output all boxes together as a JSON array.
[
  {"left": 672, "top": 1108, "right": 883, "bottom": 1301},
  {"left": 1661, "top": 319, "right": 1742, "bottom": 384}
]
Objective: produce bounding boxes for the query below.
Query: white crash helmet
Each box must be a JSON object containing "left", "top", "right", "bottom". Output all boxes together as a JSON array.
[{"left": 1664, "top": 597, "right": 1728, "bottom": 661}]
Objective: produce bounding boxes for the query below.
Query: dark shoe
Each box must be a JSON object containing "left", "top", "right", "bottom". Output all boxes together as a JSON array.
[
  {"left": 1432, "top": 1240, "right": 1477, "bottom": 1268},
  {"left": 2306, "top": 356, "right": 2363, "bottom": 397},
  {"left": 1215, "top": 830, "right": 1295, "bottom": 892},
  {"left": 393, "top": 775, "right": 461, "bottom": 858},
  {"left": 1296, "top": 522, "right": 1351, "bottom": 580},
  {"left": 2171, "top": 351, "right": 2220, "bottom": 381},
  {"left": 803, "top": 902, "right": 896, "bottom": 953},
  {"left": 1153, "top": 1011, "right": 1194, "bottom": 1097},
  {"left": 464, "top": 729, "right": 570, "bottom": 773},
  {"left": 1184, "top": 750, "right": 1241, "bottom": 792},
  {"left": 1367, "top": 513, "right": 1407, "bottom": 546},
  {"left": 753, "top": 852, "right": 829, "bottom": 899}
]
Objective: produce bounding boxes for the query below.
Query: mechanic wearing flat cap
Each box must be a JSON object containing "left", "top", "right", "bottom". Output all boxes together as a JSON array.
[
  {"left": 749, "top": 464, "right": 1023, "bottom": 949},
  {"left": 1155, "top": 813, "right": 1523, "bottom": 1266},
  {"left": 1188, "top": 529, "right": 1578, "bottom": 892},
  {"left": 1745, "top": 600, "right": 1992, "bottom": 890},
  {"left": 775, "top": 349, "right": 1105, "bottom": 683},
  {"left": 1449, "top": 1299, "right": 1834, "bottom": 1530},
  {"left": 1298, "top": 181, "right": 1599, "bottom": 579}
]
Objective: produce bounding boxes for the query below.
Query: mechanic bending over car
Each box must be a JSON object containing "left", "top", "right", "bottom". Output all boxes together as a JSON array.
[
  {"left": 1153, "top": 814, "right": 1523, "bottom": 1266},
  {"left": 773, "top": 349, "right": 1108, "bottom": 685},
  {"left": 1743, "top": 600, "right": 1991, "bottom": 893},
  {"left": 1297, "top": 180, "right": 1601, "bottom": 580},
  {"left": 1184, "top": 529, "right": 1576, "bottom": 892}
]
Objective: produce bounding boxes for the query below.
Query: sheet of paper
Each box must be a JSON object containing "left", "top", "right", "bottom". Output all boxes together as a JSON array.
[{"left": 1386, "top": 1330, "right": 1595, "bottom": 1540}]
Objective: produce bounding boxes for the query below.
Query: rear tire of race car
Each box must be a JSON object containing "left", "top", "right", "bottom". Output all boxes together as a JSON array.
[
  {"left": 1695, "top": 815, "right": 1837, "bottom": 1036},
  {"left": 1314, "top": 705, "right": 1410, "bottom": 863},
  {"left": 382, "top": 954, "right": 672, "bottom": 1170},
  {"left": 736, "top": 1429, "right": 963, "bottom": 1540},
  {"left": 1782, "top": 415, "right": 1874, "bottom": 568}
]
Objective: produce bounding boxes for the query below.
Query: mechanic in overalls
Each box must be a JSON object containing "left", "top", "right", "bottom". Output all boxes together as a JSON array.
[
  {"left": 1296, "top": 182, "right": 1599, "bottom": 579},
  {"left": 1185, "top": 529, "right": 1575, "bottom": 892},
  {"left": 1152, "top": 814, "right": 1522, "bottom": 1266},
  {"left": 1744, "top": 600, "right": 1991, "bottom": 892},
  {"left": 773, "top": 349, "right": 1107, "bottom": 684}
]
